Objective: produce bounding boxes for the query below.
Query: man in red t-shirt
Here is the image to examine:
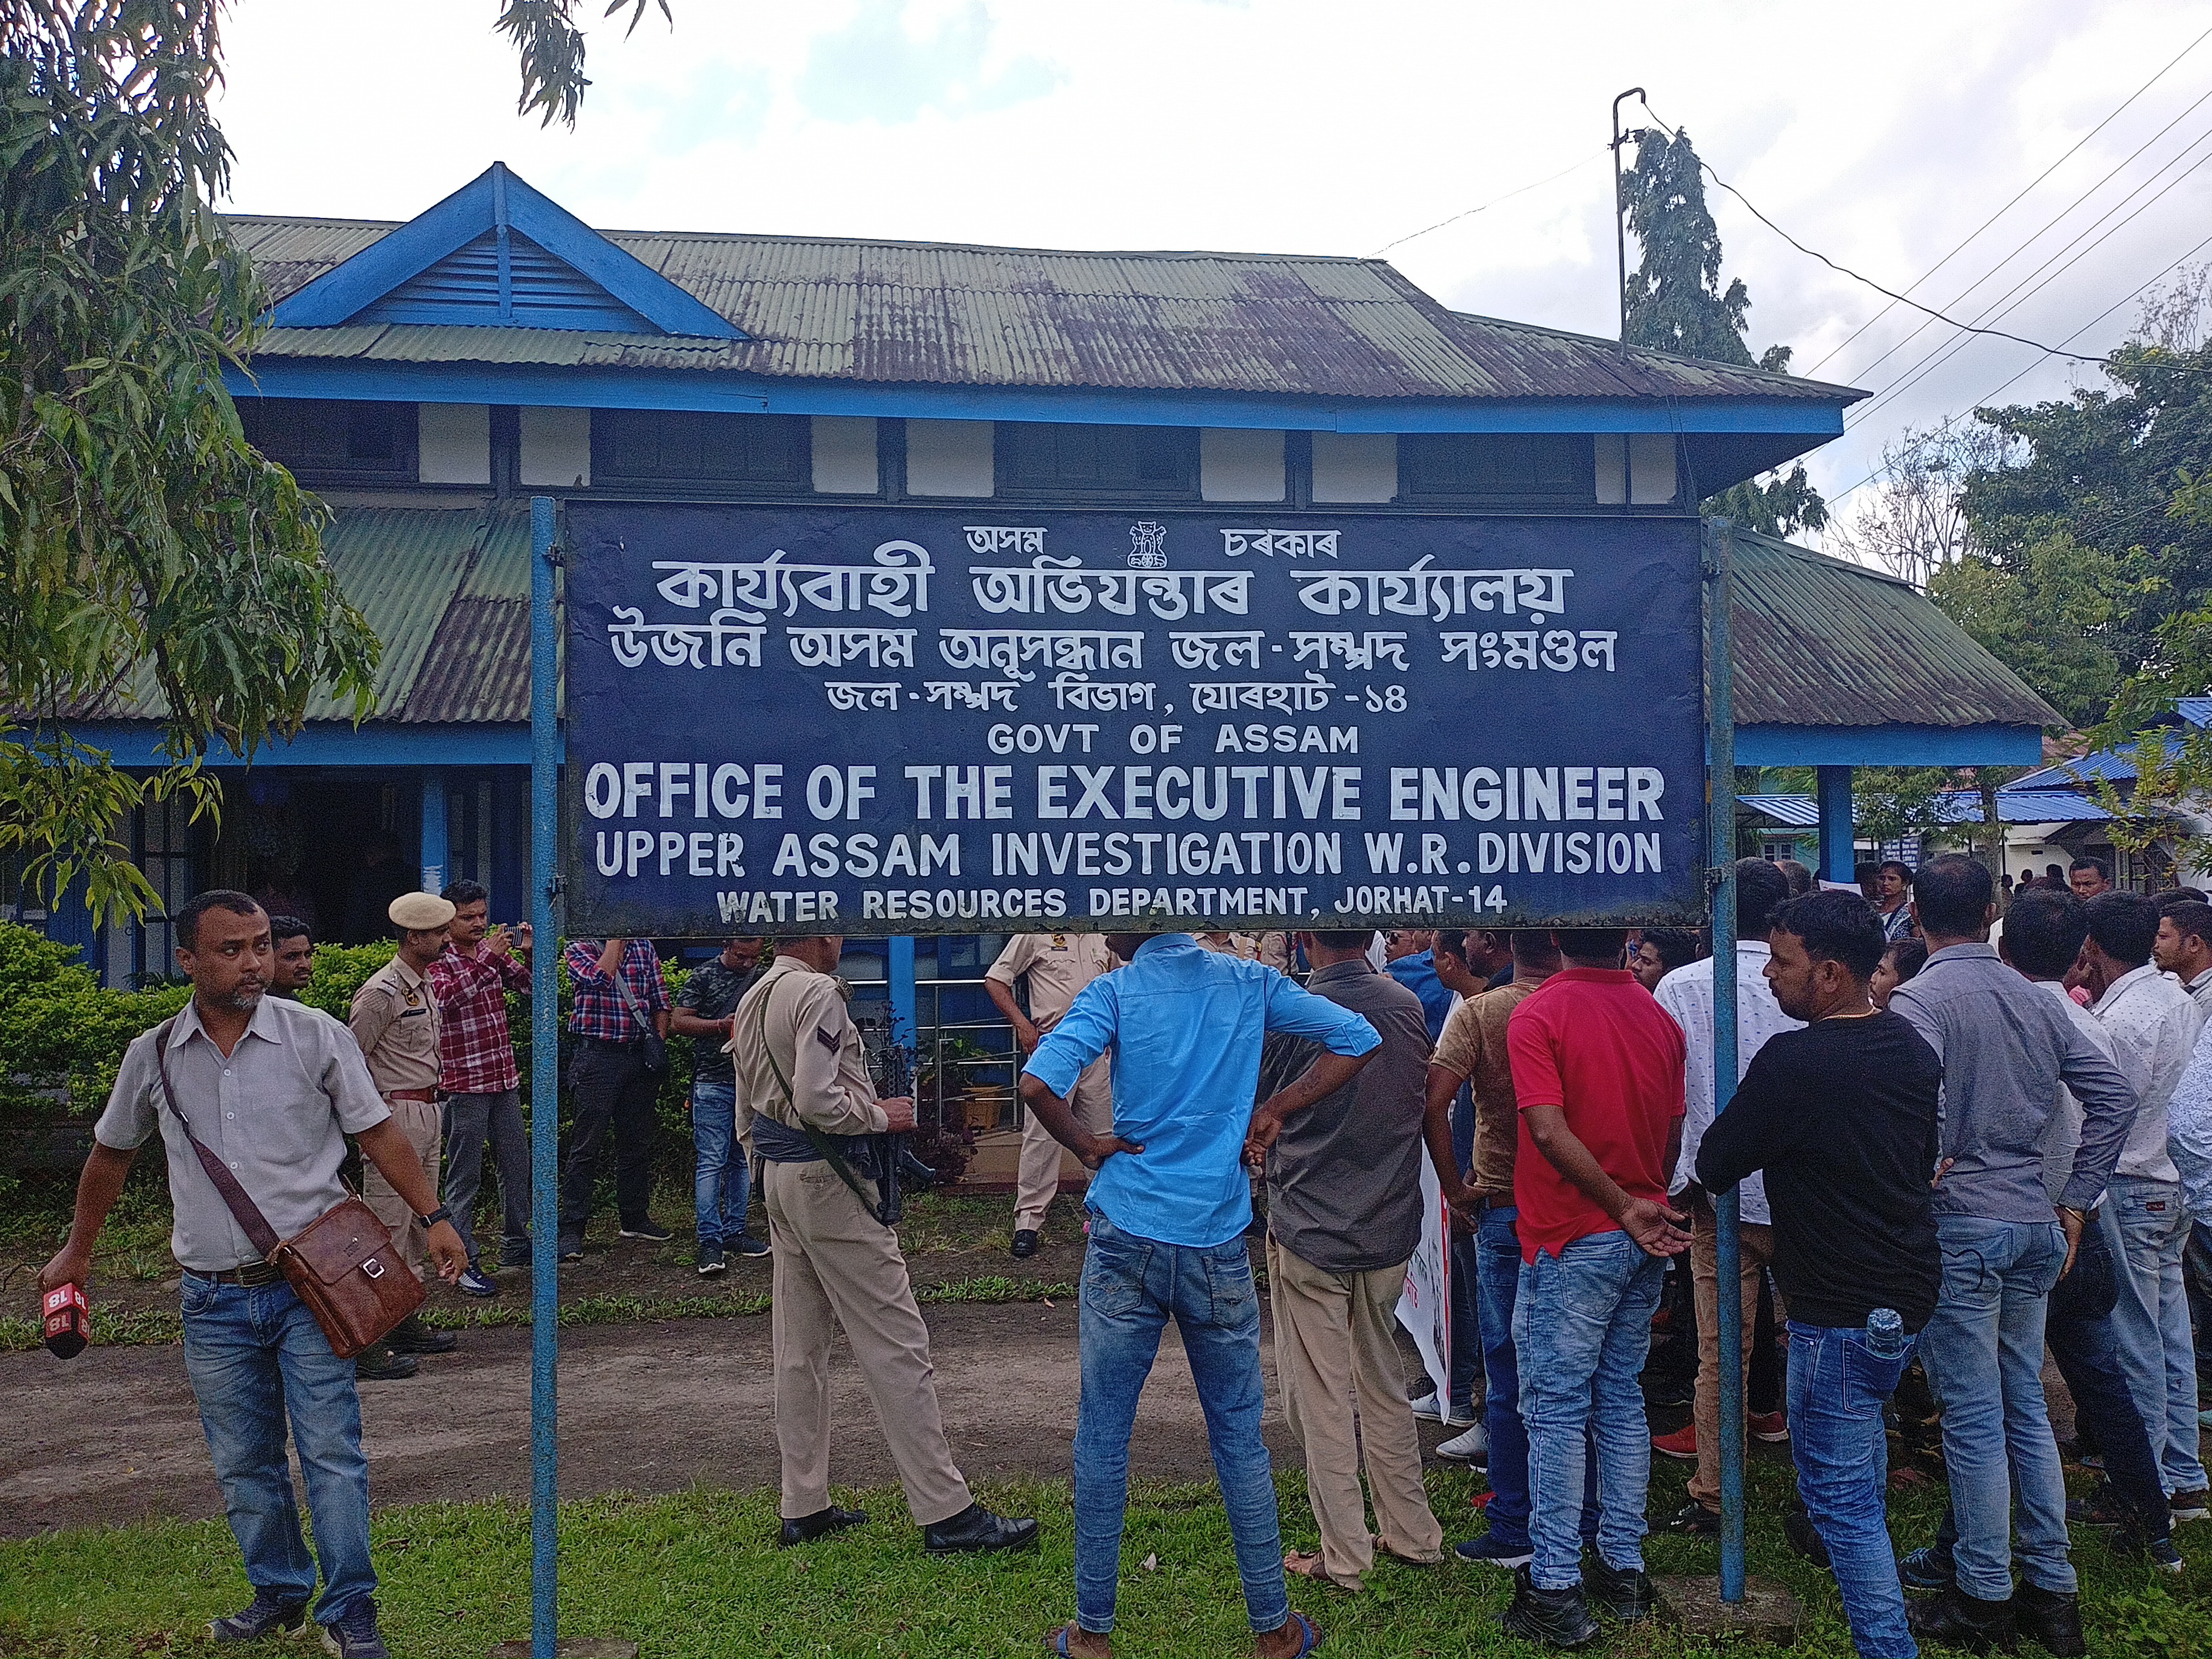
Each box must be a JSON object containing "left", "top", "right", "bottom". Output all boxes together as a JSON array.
[{"left": 1497, "top": 926, "right": 1689, "bottom": 1647}]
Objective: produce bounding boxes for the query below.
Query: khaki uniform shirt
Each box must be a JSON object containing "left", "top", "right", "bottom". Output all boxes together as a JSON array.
[
  {"left": 985, "top": 932, "right": 1118, "bottom": 1030},
  {"left": 730, "top": 956, "right": 887, "bottom": 1150},
  {"left": 350, "top": 954, "right": 442, "bottom": 1095},
  {"left": 1433, "top": 977, "right": 1543, "bottom": 1198},
  {"left": 1196, "top": 932, "right": 1260, "bottom": 960}
]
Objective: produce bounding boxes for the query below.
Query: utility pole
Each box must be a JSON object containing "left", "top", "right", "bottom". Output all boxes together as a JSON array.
[{"left": 1612, "top": 87, "right": 1645, "bottom": 356}]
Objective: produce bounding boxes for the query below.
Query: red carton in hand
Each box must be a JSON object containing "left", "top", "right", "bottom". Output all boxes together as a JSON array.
[{"left": 41, "top": 1283, "right": 88, "bottom": 1359}]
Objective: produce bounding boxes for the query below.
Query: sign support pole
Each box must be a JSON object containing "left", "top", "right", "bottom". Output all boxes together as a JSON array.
[
  {"left": 529, "top": 496, "right": 561, "bottom": 1659},
  {"left": 1705, "top": 517, "right": 1745, "bottom": 1603}
]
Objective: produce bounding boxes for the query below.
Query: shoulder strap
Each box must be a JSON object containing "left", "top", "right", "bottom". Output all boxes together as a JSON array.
[
  {"left": 752, "top": 975, "right": 883, "bottom": 1218},
  {"left": 609, "top": 946, "right": 656, "bottom": 1034},
  {"left": 150, "top": 1017, "right": 283, "bottom": 1259}
]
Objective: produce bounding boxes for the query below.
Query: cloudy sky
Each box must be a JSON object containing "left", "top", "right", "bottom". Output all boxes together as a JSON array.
[{"left": 216, "top": 0, "right": 2212, "bottom": 541}]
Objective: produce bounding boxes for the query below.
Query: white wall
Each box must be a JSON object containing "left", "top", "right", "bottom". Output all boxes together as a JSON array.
[
  {"left": 1199, "top": 429, "right": 1285, "bottom": 503},
  {"left": 418, "top": 403, "right": 490, "bottom": 485},
  {"left": 1629, "top": 433, "right": 1678, "bottom": 505},
  {"left": 905, "top": 419, "right": 994, "bottom": 497},
  {"left": 517, "top": 406, "right": 591, "bottom": 487},
  {"left": 1311, "top": 432, "right": 1397, "bottom": 503},
  {"left": 811, "top": 416, "right": 880, "bottom": 494}
]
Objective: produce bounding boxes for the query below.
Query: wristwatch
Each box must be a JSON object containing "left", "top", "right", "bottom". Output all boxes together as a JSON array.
[{"left": 416, "top": 1204, "right": 454, "bottom": 1229}]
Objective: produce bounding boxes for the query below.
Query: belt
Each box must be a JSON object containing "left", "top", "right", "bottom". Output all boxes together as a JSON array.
[
  {"left": 186, "top": 1261, "right": 284, "bottom": 1287},
  {"left": 574, "top": 1035, "right": 639, "bottom": 1051},
  {"left": 384, "top": 1087, "right": 438, "bottom": 1103}
]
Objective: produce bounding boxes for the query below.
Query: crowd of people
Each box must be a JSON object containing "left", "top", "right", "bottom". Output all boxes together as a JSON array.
[{"left": 33, "top": 849, "right": 2212, "bottom": 1657}]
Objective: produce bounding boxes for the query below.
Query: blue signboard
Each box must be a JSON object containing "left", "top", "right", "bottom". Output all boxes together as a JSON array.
[{"left": 563, "top": 502, "right": 1705, "bottom": 936}]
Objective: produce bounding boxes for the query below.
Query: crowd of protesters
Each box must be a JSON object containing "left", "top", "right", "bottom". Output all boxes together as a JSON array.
[{"left": 36, "top": 843, "right": 2212, "bottom": 1656}]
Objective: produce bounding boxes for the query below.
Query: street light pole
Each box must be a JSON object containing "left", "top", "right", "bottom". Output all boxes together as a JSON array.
[{"left": 1613, "top": 87, "right": 1645, "bottom": 354}]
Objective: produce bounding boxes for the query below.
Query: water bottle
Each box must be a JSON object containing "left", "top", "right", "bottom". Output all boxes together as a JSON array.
[{"left": 1866, "top": 1306, "right": 1906, "bottom": 1360}]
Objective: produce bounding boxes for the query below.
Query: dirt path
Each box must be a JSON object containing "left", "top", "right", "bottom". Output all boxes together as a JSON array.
[{"left": 2, "top": 1296, "right": 1451, "bottom": 1539}]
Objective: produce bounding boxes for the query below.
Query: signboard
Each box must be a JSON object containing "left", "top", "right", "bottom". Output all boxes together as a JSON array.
[{"left": 563, "top": 502, "right": 1704, "bottom": 936}]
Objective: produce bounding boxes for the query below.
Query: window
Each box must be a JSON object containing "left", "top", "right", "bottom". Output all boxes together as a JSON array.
[
  {"left": 591, "top": 410, "right": 809, "bottom": 493},
  {"left": 239, "top": 399, "right": 416, "bottom": 482},
  {"left": 1397, "top": 433, "right": 1594, "bottom": 505},
  {"left": 996, "top": 424, "right": 1198, "bottom": 501}
]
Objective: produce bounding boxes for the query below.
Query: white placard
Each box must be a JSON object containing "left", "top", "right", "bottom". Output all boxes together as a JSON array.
[{"left": 1395, "top": 1151, "right": 1452, "bottom": 1401}]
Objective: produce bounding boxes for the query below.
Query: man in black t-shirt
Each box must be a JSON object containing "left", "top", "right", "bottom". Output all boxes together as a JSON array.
[
  {"left": 1697, "top": 890, "right": 1941, "bottom": 1659},
  {"left": 672, "top": 938, "right": 768, "bottom": 1273}
]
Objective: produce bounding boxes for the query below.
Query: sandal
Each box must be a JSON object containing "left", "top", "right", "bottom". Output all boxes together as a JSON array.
[
  {"left": 1045, "top": 1623, "right": 1094, "bottom": 1656},
  {"left": 1282, "top": 1550, "right": 1336, "bottom": 1584},
  {"left": 1370, "top": 1534, "right": 1441, "bottom": 1568},
  {"left": 1274, "top": 1611, "right": 1324, "bottom": 1656}
]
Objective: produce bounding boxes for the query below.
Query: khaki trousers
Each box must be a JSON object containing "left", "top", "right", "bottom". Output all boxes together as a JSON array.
[
  {"left": 362, "top": 1096, "right": 440, "bottom": 1281},
  {"left": 1267, "top": 1237, "right": 1443, "bottom": 1587},
  {"left": 1687, "top": 1198, "right": 1785, "bottom": 1511},
  {"left": 763, "top": 1158, "right": 973, "bottom": 1526},
  {"left": 1014, "top": 1056, "right": 1111, "bottom": 1233}
]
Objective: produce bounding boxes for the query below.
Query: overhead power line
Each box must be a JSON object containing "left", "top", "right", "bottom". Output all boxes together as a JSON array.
[{"left": 1369, "top": 149, "right": 1606, "bottom": 258}]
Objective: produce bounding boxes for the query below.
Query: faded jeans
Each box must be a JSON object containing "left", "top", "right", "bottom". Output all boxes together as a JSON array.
[
  {"left": 1787, "top": 1322, "right": 1916, "bottom": 1658},
  {"left": 180, "top": 1275, "right": 375, "bottom": 1625},
  {"left": 1073, "top": 1212, "right": 1285, "bottom": 1636},
  {"left": 1515, "top": 1229, "right": 1667, "bottom": 1589},
  {"left": 1478, "top": 1203, "right": 1600, "bottom": 1554},
  {"left": 1917, "top": 1214, "right": 2073, "bottom": 1599},
  {"left": 691, "top": 1078, "right": 752, "bottom": 1246},
  {"left": 2107, "top": 1176, "right": 2208, "bottom": 1495},
  {"left": 442, "top": 1088, "right": 530, "bottom": 1267},
  {"left": 2047, "top": 1204, "right": 2171, "bottom": 1542}
]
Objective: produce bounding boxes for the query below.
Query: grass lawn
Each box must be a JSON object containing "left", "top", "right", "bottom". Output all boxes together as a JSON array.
[{"left": 6, "top": 1460, "right": 2210, "bottom": 1657}]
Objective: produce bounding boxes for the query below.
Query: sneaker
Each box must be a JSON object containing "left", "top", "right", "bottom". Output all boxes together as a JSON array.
[
  {"left": 499, "top": 1239, "right": 533, "bottom": 1268},
  {"left": 1500, "top": 1563, "right": 1599, "bottom": 1648},
  {"left": 1454, "top": 1532, "right": 1533, "bottom": 1569},
  {"left": 1663, "top": 1501, "right": 1719, "bottom": 1537},
  {"left": 1582, "top": 1556, "right": 1656, "bottom": 1622},
  {"left": 456, "top": 1265, "right": 498, "bottom": 1298},
  {"left": 2068, "top": 1489, "right": 2130, "bottom": 1528},
  {"left": 1651, "top": 1423, "right": 1698, "bottom": 1461},
  {"left": 1898, "top": 1544, "right": 1954, "bottom": 1592},
  {"left": 208, "top": 1590, "right": 307, "bottom": 1642},
  {"left": 1436, "top": 1422, "right": 1489, "bottom": 1465},
  {"left": 2149, "top": 1537, "right": 2186, "bottom": 1574},
  {"left": 1906, "top": 1583, "right": 2015, "bottom": 1651},
  {"left": 618, "top": 1217, "right": 675, "bottom": 1243},
  {"left": 1749, "top": 1410, "right": 1790, "bottom": 1443},
  {"left": 2173, "top": 1489, "right": 2210, "bottom": 1523},
  {"left": 732, "top": 1232, "right": 771, "bottom": 1258},
  {"left": 696, "top": 1241, "right": 727, "bottom": 1277},
  {"left": 558, "top": 1237, "right": 584, "bottom": 1263},
  {"left": 2200, "top": 1406, "right": 2212, "bottom": 1431},
  {"left": 319, "top": 1599, "right": 390, "bottom": 1658},
  {"left": 1411, "top": 1391, "right": 1478, "bottom": 1428}
]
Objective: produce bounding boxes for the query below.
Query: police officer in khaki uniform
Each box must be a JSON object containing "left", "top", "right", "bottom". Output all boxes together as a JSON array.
[
  {"left": 732, "top": 933, "right": 1038, "bottom": 1554},
  {"left": 985, "top": 931, "right": 1118, "bottom": 1256},
  {"left": 349, "top": 891, "right": 461, "bottom": 1371}
]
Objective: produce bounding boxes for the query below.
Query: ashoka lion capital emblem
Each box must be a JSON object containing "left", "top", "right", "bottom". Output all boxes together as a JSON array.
[{"left": 1127, "top": 520, "right": 1168, "bottom": 568}]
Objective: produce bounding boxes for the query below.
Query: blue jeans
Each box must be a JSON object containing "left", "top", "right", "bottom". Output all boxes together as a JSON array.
[
  {"left": 2107, "top": 1176, "right": 2208, "bottom": 1495},
  {"left": 2046, "top": 1204, "right": 2171, "bottom": 1541},
  {"left": 1477, "top": 1204, "right": 1598, "bottom": 1553},
  {"left": 180, "top": 1275, "right": 375, "bottom": 1624},
  {"left": 1515, "top": 1230, "right": 1667, "bottom": 1589},
  {"left": 1074, "top": 1212, "right": 1285, "bottom": 1636},
  {"left": 1918, "top": 1214, "right": 2073, "bottom": 1599},
  {"left": 691, "top": 1078, "right": 751, "bottom": 1245},
  {"left": 1448, "top": 1227, "right": 1481, "bottom": 1416},
  {"left": 1787, "top": 1322, "right": 1916, "bottom": 1658}
]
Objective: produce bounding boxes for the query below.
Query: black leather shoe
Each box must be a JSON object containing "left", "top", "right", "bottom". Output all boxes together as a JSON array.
[
  {"left": 1907, "top": 1583, "right": 2016, "bottom": 1653},
  {"left": 1010, "top": 1229, "right": 1039, "bottom": 1260},
  {"left": 354, "top": 1344, "right": 418, "bottom": 1381},
  {"left": 2015, "top": 1582, "right": 2086, "bottom": 1658},
  {"left": 921, "top": 1502, "right": 1041, "bottom": 1554},
  {"left": 1581, "top": 1556, "right": 1655, "bottom": 1622},
  {"left": 1500, "top": 1564, "right": 1599, "bottom": 1648},
  {"left": 779, "top": 1506, "right": 867, "bottom": 1546},
  {"left": 384, "top": 1315, "right": 457, "bottom": 1354}
]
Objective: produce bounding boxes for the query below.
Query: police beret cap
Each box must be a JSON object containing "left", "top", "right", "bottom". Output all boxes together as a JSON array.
[{"left": 389, "top": 891, "right": 457, "bottom": 930}]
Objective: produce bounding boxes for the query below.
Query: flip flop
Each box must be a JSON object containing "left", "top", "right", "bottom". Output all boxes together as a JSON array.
[
  {"left": 1282, "top": 1550, "right": 1337, "bottom": 1584},
  {"left": 1370, "top": 1535, "right": 1439, "bottom": 1569},
  {"left": 1278, "top": 1611, "right": 1323, "bottom": 1656},
  {"left": 1045, "top": 1623, "right": 1081, "bottom": 1656}
]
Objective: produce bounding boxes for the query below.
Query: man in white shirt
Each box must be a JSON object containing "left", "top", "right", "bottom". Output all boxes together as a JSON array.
[
  {"left": 1651, "top": 859, "right": 1803, "bottom": 1533},
  {"left": 2083, "top": 892, "right": 2211, "bottom": 1517},
  {"left": 2154, "top": 901, "right": 2212, "bottom": 1018},
  {"left": 985, "top": 932, "right": 1118, "bottom": 1258}
]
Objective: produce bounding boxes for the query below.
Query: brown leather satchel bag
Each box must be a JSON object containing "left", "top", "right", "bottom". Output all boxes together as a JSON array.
[{"left": 152, "top": 1018, "right": 423, "bottom": 1359}]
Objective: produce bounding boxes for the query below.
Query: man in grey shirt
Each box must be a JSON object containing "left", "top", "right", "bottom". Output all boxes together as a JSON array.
[
  {"left": 38, "top": 892, "right": 466, "bottom": 1659},
  {"left": 1890, "top": 856, "right": 2133, "bottom": 1657},
  {"left": 1249, "top": 930, "right": 1444, "bottom": 1590}
]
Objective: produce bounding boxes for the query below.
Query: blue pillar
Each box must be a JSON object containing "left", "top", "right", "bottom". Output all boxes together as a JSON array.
[
  {"left": 889, "top": 936, "right": 917, "bottom": 1051},
  {"left": 527, "top": 499, "right": 561, "bottom": 1659},
  {"left": 1817, "top": 766, "right": 1855, "bottom": 885},
  {"left": 1705, "top": 518, "right": 1746, "bottom": 1603},
  {"left": 419, "top": 769, "right": 449, "bottom": 894}
]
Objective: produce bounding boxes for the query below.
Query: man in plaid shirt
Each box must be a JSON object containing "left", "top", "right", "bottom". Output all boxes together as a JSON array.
[
  {"left": 426, "top": 881, "right": 533, "bottom": 1297},
  {"left": 560, "top": 935, "right": 671, "bottom": 1260}
]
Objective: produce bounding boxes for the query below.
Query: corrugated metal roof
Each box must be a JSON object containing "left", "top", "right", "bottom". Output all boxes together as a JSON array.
[
  {"left": 228, "top": 214, "right": 1864, "bottom": 406},
  {"left": 2011, "top": 729, "right": 2185, "bottom": 789},
  {"left": 403, "top": 505, "right": 531, "bottom": 723},
  {"left": 1739, "top": 790, "right": 2111, "bottom": 827},
  {"left": 1724, "top": 530, "right": 2059, "bottom": 731}
]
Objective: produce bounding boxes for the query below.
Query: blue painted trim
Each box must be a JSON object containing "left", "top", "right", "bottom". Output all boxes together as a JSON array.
[
  {"left": 225, "top": 358, "right": 1844, "bottom": 439},
  {"left": 1733, "top": 723, "right": 2045, "bottom": 767},
  {"left": 51, "top": 721, "right": 534, "bottom": 767},
  {"left": 270, "top": 163, "right": 742, "bottom": 341},
  {"left": 1816, "top": 766, "right": 1855, "bottom": 884}
]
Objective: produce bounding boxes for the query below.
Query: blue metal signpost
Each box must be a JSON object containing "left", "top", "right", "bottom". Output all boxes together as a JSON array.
[
  {"left": 1705, "top": 517, "right": 1745, "bottom": 1603},
  {"left": 529, "top": 497, "right": 561, "bottom": 1658}
]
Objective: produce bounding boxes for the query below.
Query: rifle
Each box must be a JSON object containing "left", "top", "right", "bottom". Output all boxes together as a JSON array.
[{"left": 873, "top": 1036, "right": 914, "bottom": 1226}]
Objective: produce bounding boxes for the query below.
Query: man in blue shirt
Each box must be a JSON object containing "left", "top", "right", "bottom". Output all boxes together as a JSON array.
[
  {"left": 1022, "top": 931, "right": 1380, "bottom": 1659},
  {"left": 1385, "top": 930, "right": 1458, "bottom": 1044}
]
